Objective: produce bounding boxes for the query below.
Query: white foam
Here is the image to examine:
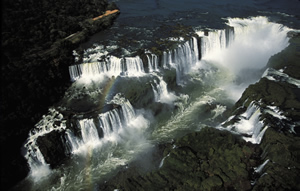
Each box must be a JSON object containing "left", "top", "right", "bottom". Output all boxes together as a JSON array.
[
  {"left": 218, "top": 102, "right": 268, "bottom": 144},
  {"left": 254, "top": 159, "right": 270, "bottom": 174},
  {"left": 262, "top": 68, "right": 300, "bottom": 87},
  {"left": 151, "top": 74, "right": 177, "bottom": 104}
]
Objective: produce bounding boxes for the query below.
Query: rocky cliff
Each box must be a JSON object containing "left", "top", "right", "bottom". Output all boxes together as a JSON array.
[{"left": 98, "top": 33, "right": 300, "bottom": 191}]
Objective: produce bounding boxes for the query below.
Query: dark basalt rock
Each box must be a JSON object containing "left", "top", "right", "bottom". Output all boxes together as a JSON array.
[
  {"left": 98, "top": 34, "right": 300, "bottom": 191},
  {"left": 99, "top": 128, "right": 261, "bottom": 191},
  {"left": 111, "top": 76, "right": 155, "bottom": 109},
  {"left": 253, "top": 128, "right": 300, "bottom": 191},
  {"left": 266, "top": 32, "right": 300, "bottom": 79},
  {"left": 234, "top": 35, "right": 300, "bottom": 133},
  {"left": 225, "top": 34, "right": 300, "bottom": 190},
  {"left": 1, "top": 0, "right": 120, "bottom": 189},
  {"left": 36, "top": 130, "right": 70, "bottom": 169}
]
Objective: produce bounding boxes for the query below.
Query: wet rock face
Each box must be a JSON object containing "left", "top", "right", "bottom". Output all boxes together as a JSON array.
[
  {"left": 236, "top": 34, "right": 300, "bottom": 120},
  {"left": 226, "top": 35, "right": 300, "bottom": 190},
  {"left": 253, "top": 128, "right": 300, "bottom": 191},
  {"left": 112, "top": 76, "right": 155, "bottom": 109},
  {"left": 228, "top": 35, "right": 300, "bottom": 135},
  {"left": 100, "top": 128, "right": 300, "bottom": 191},
  {"left": 158, "top": 128, "right": 257, "bottom": 191},
  {"left": 2, "top": 0, "right": 120, "bottom": 189},
  {"left": 100, "top": 128, "right": 261, "bottom": 191},
  {"left": 98, "top": 35, "right": 300, "bottom": 191},
  {"left": 36, "top": 130, "right": 70, "bottom": 168},
  {"left": 233, "top": 76, "right": 300, "bottom": 133}
]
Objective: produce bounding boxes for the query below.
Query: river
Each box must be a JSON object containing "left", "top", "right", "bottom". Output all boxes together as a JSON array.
[{"left": 13, "top": 0, "right": 299, "bottom": 190}]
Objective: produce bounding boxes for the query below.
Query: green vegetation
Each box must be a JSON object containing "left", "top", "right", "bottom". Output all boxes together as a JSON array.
[
  {"left": 98, "top": 34, "right": 300, "bottom": 191},
  {"left": 1, "top": 0, "right": 119, "bottom": 189},
  {"left": 253, "top": 128, "right": 300, "bottom": 191}
]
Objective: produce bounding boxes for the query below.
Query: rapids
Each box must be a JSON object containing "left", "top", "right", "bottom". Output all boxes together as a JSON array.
[{"left": 14, "top": 0, "right": 299, "bottom": 190}]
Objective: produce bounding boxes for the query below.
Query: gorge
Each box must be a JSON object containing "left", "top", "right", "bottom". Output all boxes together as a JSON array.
[{"left": 2, "top": 0, "right": 300, "bottom": 190}]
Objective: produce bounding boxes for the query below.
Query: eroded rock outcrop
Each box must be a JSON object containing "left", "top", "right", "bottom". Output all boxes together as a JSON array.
[
  {"left": 100, "top": 128, "right": 261, "bottom": 191},
  {"left": 98, "top": 33, "right": 300, "bottom": 191}
]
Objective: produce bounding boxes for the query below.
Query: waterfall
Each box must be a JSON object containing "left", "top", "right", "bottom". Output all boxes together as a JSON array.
[
  {"left": 69, "top": 64, "right": 82, "bottom": 82},
  {"left": 24, "top": 95, "right": 137, "bottom": 175},
  {"left": 124, "top": 56, "right": 145, "bottom": 76},
  {"left": 23, "top": 108, "right": 66, "bottom": 179},
  {"left": 196, "top": 16, "right": 290, "bottom": 76},
  {"left": 65, "top": 95, "right": 136, "bottom": 153},
  {"left": 262, "top": 68, "right": 300, "bottom": 88},
  {"left": 145, "top": 52, "right": 159, "bottom": 72},
  {"left": 151, "top": 75, "right": 177, "bottom": 104},
  {"left": 107, "top": 56, "right": 123, "bottom": 76},
  {"left": 234, "top": 102, "right": 266, "bottom": 144},
  {"left": 159, "top": 153, "right": 170, "bottom": 168},
  {"left": 69, "top": 37, "right": 199, "bottom": 85},
  {"left": 254, "top": 159, "right": 270, "bottom": 174},
  {"left": 18, "top": 14, "right": 297, "bottom": 190},
  {"left": 68, "top": 56, "right": 145, "bottom": 81},
  {"left": 80, "top": 119, "right": 101, "bottom": 143},
  {"left": 196, "top": 27, "right": 235, "bottom": 60},
  {"left": 162, "top": 37, "right": 199, "bottom": 84},
  {"left": 197, "top": 30, "right": 227, "bottom": 59},
  {"left": 68, "top": 16, "right": 289, "bottom": 84},
  {"left": 219, "top": 101, "right": 268, "bottom": 144}
]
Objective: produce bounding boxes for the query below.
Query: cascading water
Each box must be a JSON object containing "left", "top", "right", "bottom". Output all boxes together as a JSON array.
[
  {"left": 69, "top": 37, "right": 200, "bottom": 85},
  {"left": 69, "top": 55, "right": 145, "bottom": 81},
  {"left": 23, "top": 108, "right": 66, "bottom": 180},
  {"left": 18, "top": 15, "right": 296, "bottom": 191},
  {"left": 151, "top": 74, "right": 177, "bottom": 104},
  {"left": 207, "top": 16, "right": 290, "bottom": 74},
  {"left": 218, "top": 101, "right": 268, "bottom": 144},
  {"left": 162, "top": 37, "right": 199, "bottom": 84},
  {"left": 197, "top": 29, "right": 229, "bottom": 59},
  {"left": 63, "top": 94, "right": 136, "bottom": 153},
  {"left": 22, "top": 94, "right": 141, "bottom": 182},
  {"left": 145, "top": 51, "right": 159, "bottom": 72},
  {"left": 124, "top": 56, "right": 145, "bottom": 76},
  {"left": 195, "top": 16, "right": 291, "bottom": 102}
]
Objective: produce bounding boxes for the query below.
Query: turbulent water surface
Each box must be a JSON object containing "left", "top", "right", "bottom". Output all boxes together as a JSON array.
[{"left": 14, "top": 0, "right": 300, "bottom": 190}]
